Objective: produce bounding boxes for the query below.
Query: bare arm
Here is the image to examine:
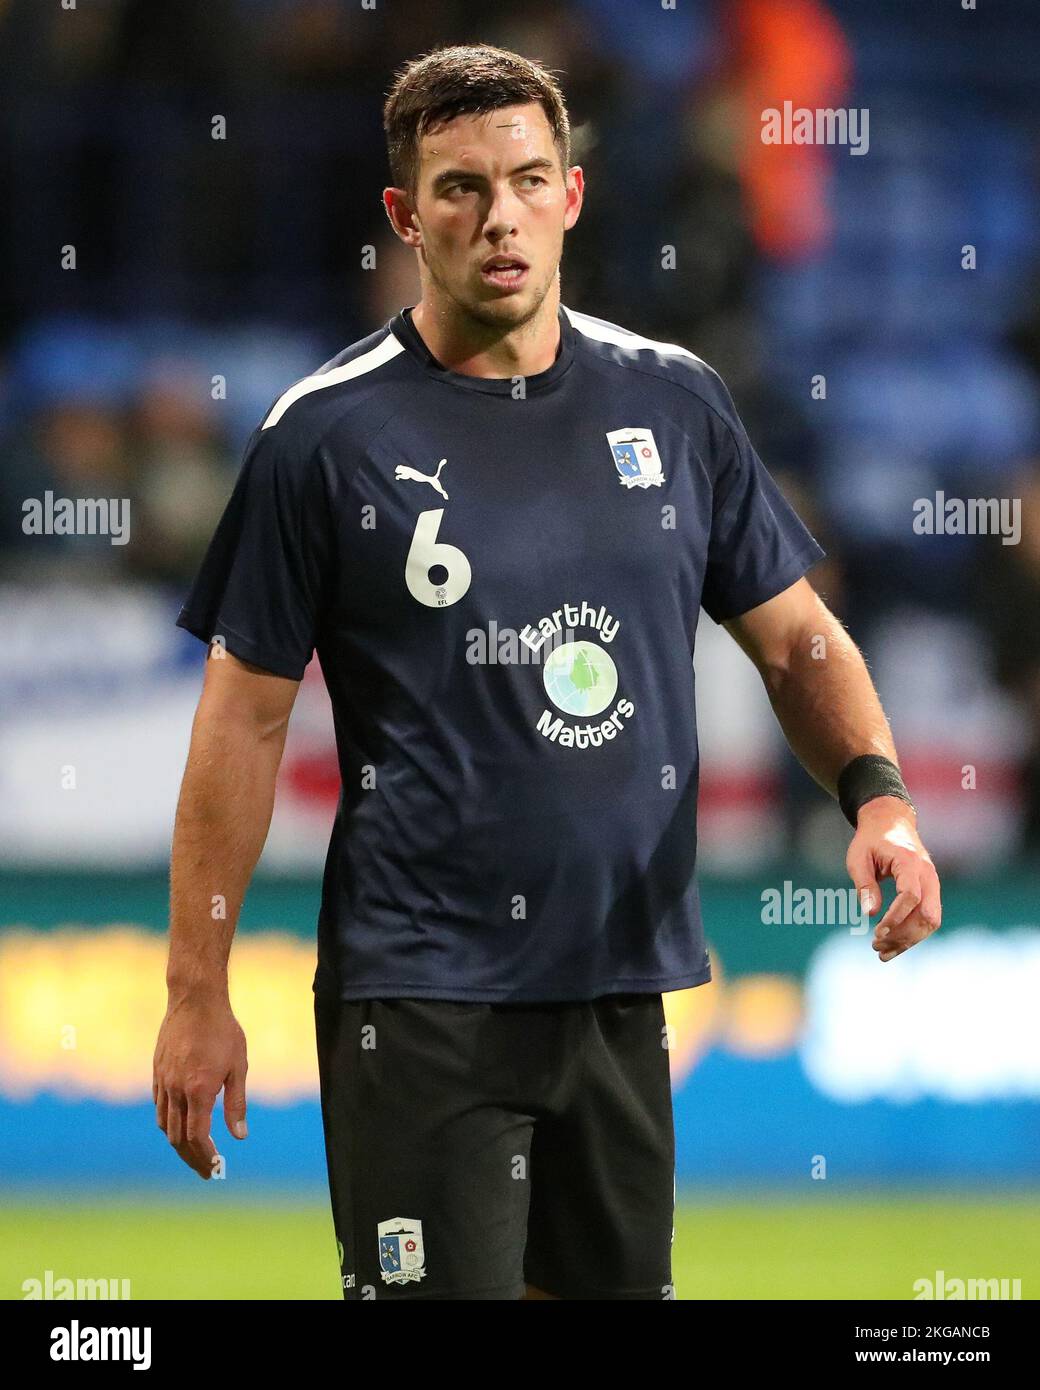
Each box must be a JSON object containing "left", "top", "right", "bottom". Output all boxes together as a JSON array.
[
  {"left": 723, "top": 578, "right": 942, "bottom": 959},
  {"left": 723, "top": 579, "right": 897, "bottom": 792},
  {"left": 153, "top": 647, "right": 300, "bottom": 1178}
]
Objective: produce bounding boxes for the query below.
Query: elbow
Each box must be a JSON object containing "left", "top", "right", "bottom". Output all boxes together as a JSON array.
[{"left": 759, "top": 651, "right": 794, "bottom": 701}]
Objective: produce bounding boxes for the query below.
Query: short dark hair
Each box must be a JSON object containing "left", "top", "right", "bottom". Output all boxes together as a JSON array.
[{"left": 383, "top": 43, "right": 571, "bottom": 195}]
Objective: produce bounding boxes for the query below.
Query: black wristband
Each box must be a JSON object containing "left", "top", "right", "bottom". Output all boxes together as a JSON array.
[{"left": 836, "top": 754, "right": 915, "bottom": 829}]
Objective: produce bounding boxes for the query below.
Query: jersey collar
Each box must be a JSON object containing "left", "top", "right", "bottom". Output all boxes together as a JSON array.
[{"left": 388, "top": 302, "right": 575, "bottom": 395}]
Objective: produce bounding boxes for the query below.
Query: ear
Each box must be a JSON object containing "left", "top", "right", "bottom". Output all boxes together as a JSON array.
[
  {"left": 563, "top": 166, "right": 585, "bottom": 232},
  {"left": 383, "top": 187, "right": 422, "bottom": 246}
]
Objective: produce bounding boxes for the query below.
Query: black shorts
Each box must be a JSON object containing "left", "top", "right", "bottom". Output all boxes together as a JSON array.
[{"left": 314, "top": 992, "right": 676, "bottom": 1300}]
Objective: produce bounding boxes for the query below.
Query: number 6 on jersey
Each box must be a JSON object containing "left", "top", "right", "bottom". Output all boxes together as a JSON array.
[{"left": 405, "top": 508, "right": 472, "bottom": 608}]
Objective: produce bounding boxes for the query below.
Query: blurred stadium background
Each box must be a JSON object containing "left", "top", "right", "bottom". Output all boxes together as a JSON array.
[{"left": 2, "top": 0, "right": 1040, "bottom": 1299}]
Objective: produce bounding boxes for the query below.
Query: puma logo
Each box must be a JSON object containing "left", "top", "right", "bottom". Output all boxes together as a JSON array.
[{"left": 395, "top": 458, "right": 449, "bottom": 500}]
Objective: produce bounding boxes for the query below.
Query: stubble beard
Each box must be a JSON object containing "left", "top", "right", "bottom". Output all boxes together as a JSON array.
[{"left": 421, "top": 242, "right": 562, "bottom": 338}]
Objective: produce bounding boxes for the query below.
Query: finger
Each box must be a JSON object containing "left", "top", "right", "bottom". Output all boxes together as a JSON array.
[
  {"left": 873, "top": 933, "right": 908, "bottom": 955},
  {"left": 874, "top": 895, "right": 917, "bottom": 938},
  {"left": 873, "top": 875, "right": 922, "bottom": 937},
  {"left": 166, "top": 1091, "right": 185, "bottom": 1147},
  {"left": 855, "top": 881, "right": 882, "bottom": 919},
  {"left": 174, "top": 1138, "right": 217, "bottom": 1180},
  {"left": 223, "top": 1063, "right": 249, "bottom": 1141},
  {"left": 877, "top": 906, "right": 938, "bottom": 955},
  {"left": 176, "top": 1114, "right": 217, "bottom": 1180},
  {"left": 155, "top": 1082, "right": 169, "bottom": 1135},
  {"left": 918, "top": 863, "right": 942, "bottom": 929},
  {"left": 185, "top": 1088, "right": 219, "bottom": 1176},
  {"left": 872, "top": 924, "right": 912, "bottom": 957},
  {"left": 846, "top": 846, "right": 882, "bottom": 915}
]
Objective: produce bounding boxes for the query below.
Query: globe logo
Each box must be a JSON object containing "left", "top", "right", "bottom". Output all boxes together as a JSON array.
[{"left": 542, "top": 640, "right": 618, "bottom": 717}]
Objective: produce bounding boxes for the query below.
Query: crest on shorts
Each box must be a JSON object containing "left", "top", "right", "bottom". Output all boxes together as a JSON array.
[
  {"left": 378, "top": 1217, "right": 426, "bottom": 1285},
  {"left": 607, "top": 428, "right": 664, "bottom": 488}
]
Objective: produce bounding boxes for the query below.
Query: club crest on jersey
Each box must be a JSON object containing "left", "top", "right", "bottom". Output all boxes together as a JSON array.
[
  {"left": 377, "top": 1217, "right": 426, "bottom": 1285},
  {"left": 606, "top": 428, "right": 664, "bottom": 488}
]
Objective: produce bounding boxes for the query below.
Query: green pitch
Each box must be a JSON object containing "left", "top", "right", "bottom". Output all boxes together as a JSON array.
[{"left": 2, "top": 1195, "right": 1037, "bottom": 1300}]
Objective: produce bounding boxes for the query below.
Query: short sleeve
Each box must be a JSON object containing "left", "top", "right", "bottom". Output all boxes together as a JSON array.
[
  {"left": 176, "top": 421, "right": 333, "bottom": 679},
  {"left": 699, "top": 382, "right": 825, "bottom": 624}
]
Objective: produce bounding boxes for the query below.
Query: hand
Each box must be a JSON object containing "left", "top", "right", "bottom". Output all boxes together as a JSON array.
[
  {"left": 845, "top": 796, "right": 942, "bottom": 963},
  {"left": 153, "top": 991, "right": 249, "bottom": 1179}
]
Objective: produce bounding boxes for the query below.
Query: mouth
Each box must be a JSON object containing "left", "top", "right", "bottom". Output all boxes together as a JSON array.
[{"left": 480, "top": 255, "right": 530, "bottom": 292}]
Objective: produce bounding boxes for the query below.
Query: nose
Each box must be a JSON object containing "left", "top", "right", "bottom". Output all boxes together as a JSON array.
[{"left": 483, "top": 181, "right": 520, "bottom": 240}]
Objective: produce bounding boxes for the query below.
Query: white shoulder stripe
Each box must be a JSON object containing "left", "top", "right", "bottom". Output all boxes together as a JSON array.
[
  {"left": 563, "top": 306, "right": 700, "bottom": 362},
  {"left": 262, "top": 330, "right": 405, "bottom": 429}
]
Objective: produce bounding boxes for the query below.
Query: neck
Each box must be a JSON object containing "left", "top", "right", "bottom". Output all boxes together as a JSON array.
[{"left": 410, "top": 281, "right": 561, "bottom": 380}]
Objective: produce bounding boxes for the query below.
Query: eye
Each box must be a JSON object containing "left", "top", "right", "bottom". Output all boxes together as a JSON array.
[{"left": 519, "top": 175, "right": 547, "bottom": 189}]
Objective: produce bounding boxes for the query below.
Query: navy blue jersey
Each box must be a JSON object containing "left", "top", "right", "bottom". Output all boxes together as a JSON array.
[{"left": 177, "top": 303, "right": 825, "bottom": 1002}]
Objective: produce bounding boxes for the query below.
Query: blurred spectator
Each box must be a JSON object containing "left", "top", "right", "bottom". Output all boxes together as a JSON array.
[
  {"left": 1, "top": 398, "right": 129, "bottom": 577},
  {"left": 974, "top": 465, "right": 1040, "bottom": 851},
  {"left": 122, "top": 359, "right": 233, "bottom": 586}
]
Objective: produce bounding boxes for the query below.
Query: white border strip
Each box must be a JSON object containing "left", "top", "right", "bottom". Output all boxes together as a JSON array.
[
  {"left": 564, "top": 306, "right": 698, "bottom": 361},
  {"left": 262, "top": 332, "right": 405, "bottom": 429}
]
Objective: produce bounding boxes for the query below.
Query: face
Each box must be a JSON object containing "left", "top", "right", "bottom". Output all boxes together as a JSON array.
[{"left": 385, "top": 102, "right": 583, "bottom": 330}]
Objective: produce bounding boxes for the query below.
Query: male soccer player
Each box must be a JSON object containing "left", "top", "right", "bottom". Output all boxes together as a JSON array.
[{"left": 153, "top": 44, "right": 941, "bottom": 1300}]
